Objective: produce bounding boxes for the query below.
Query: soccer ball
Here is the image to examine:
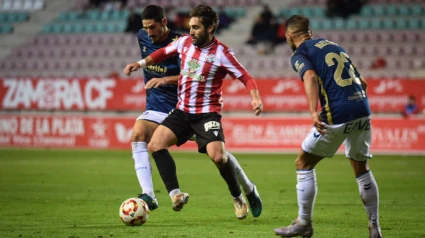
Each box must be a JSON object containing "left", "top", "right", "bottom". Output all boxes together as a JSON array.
[{"left": 119, "top": 198, "right": 150, "bottom": 226}]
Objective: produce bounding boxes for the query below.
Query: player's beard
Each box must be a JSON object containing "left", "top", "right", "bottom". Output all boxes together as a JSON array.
[
  {"left": 288, "top": 39, "right": 297, "bottom": 52},
  {"left": 192, "top": 29, "right": 209, "bottom": 47}
]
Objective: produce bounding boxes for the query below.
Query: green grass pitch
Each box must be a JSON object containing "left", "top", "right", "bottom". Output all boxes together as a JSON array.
[{"left": 0, "top": 149, "right": 425, "bottom": 238}]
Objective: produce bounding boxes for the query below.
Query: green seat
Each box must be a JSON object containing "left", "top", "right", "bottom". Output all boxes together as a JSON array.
[
  {"left": 411, "top": 5, "right": 424, "bottom": 16},
  {"left": 407, "top": 18, "right": 420, "bottom": 29},
  {"left": 312, "top": 7, "right": 325, "bottom": 18},
  {"left": 100, "top": 11, "right": 111, "bottom": 21},
  {"left": 346, "top": 19, "right": 357, "bottom": 29},
  {"left": 370, "top": 19, "right": 381, "bottom": 29},
  {"left": 386, "top": 5, "right": 397, "bottom": 16},
  {"left": 86, "top": 10, "right": 100, "bottom": 21},
  {"left": 73, "top": 22, "right": 84, "bottom": 32},
  {"left": 301, "top": 7, "right": 314, "bottom": 17},
  {"left": 398, "top": 5, "right": 410, "bottom": 16},
  {"left": 0, "top": 13, "right": 7, "bottom": 22},
  {"left": 0, "top": 24, "right": 13, "bottom": 34},
  {"left": 360, "top": 6, "right": 373, "bottom": 17},
  {"left": 395, "top": 18, "right": 408, "bottom": 29},
  {"left": 322, "top": 19, "right": 333, "bottom": 30},
  {"left": 372, "top": 5, "right": 385, "bottom": 16},
  {"left": 117, "top": 22, "right": 126, "bottom": 32},
  {"left": 52, "top": 23, "right": 63, "bottom": 33},
  {"left": 382, "top": 18, "right": 394, "bottom": 30},
  {"left": 358, "top": 18, "right": 370, "bottom": 29},
  {"left": 309, "top": 20, "right": 321, "bottom": 30},
  {"left": 63, "top": 23, "right": 74, "bottom": 33},
  {"left": 85, "top": 23, "right": 97, "bottom": 33},
  {"left": 42, "top": 24, "right": 53, "bottom": 33},
  {"left": 333, "top": 18, "right": 345, "bottom": 29}
]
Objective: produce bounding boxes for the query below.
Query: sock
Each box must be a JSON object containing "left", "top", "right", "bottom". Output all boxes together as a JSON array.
[
  {"left": 227, "top": 152, "right": 254, "bottom": 194},
  {"left": 296, "top": 169, "right": 317, "bottom": 225},
  {"left": 356, "top": 170, "right": 379, "bottom": 223},
  {"left": 152, "top": 149, "right": 179, "bottom": 194},
  {"left": 132, "top": 142, "right": 155, "bottom": 198},
  {"left": 218, "top": 158, "right": 242, "bottom": 198},
  {"left": 169, "top": 188, "right": 181, "bottom": 199}
]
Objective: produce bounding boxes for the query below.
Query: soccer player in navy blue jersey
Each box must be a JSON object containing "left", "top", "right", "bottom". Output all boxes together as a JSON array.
[
  {"left": 274, "top": 15, "right": 382, "bottom": 238},
  {"left": 126, "top": 5, "right": 262, "bottom": 219}
]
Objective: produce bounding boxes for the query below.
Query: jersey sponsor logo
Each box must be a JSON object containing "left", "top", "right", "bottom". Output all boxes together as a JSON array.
[
  {"left": 294, "top": 60, "right": 304, "bottom": 72},
  {"left": 146, "top": 65, "right": 168, "bottom": 74},
  {"left": 182, "top": 59, "right": 205, "bottom": 82},
  {"left": 204, "top": 121, "right": 220, "bottom": 132},
  {"left": 343, "top": 119, "right": 371, "bottom": 134}
]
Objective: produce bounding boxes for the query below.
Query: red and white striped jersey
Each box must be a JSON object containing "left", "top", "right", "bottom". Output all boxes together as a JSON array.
[{"left": 154, "top": 35, "right": 253, "bottom": 114}]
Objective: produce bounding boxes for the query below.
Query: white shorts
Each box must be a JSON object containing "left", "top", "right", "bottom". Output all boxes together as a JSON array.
[
  {"left": 136, "top": 110, "right": 169, "bottom": 124},
  {"left": 301, "top": 116, "right": 372, "bottom": 161}
]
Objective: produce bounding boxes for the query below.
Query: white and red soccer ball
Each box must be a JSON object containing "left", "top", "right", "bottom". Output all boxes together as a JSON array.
[{"left": 119, "top": 198, "right": 149, "bottom": 226}]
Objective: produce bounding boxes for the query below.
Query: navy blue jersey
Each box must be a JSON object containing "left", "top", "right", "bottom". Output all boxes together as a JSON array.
[
  {"left": 291, "top": 38, "right": 371, "bottom": 125},
  {"left": 137, "top": 29, "right": 181, "bottom": 113}
]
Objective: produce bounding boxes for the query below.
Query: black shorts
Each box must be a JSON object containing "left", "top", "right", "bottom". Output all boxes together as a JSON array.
[{"left": 161, "top": 109, "right": 225, "bottom": 153}]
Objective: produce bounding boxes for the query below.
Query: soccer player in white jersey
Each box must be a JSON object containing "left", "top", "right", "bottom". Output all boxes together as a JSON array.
[
  {"left": 125, "top": 5, "right": 262, "bottom": 219},
  {"left": 273, "top": 15, "right": 382, "bottom": 238}
]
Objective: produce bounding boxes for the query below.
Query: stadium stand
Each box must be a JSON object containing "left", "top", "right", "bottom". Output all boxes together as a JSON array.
[{"left": 0, "top": 0, "right": 423, "bottom": 78}]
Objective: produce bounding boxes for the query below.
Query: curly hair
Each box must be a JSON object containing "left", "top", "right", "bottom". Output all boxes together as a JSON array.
[{"left": 190, "top": 5, "right": 219, "bottom": 34}]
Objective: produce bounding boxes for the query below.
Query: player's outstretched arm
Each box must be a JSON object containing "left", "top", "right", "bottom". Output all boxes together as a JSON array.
[
  {"left": 303, "top": 69, "right": 326, "bottom": 134},
  {"left": 250, "top": 89, "right": 263, "bottom": 116},
  {"left": 144, "top": 75, "right": 180, "bottom": 89},
  {"left": 123, "top": 56, "right": 155, "bottom": 76}
]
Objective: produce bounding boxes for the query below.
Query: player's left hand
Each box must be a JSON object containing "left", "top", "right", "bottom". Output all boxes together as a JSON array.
[
  {"left": 312, "top": 112, "right": 327, "bottom": 134},
  {"left": 145, "top": 78, "right": 166, "bottom": 89},
  {"left": 252, "top": 99, "right": 263, "bottom": 116}
]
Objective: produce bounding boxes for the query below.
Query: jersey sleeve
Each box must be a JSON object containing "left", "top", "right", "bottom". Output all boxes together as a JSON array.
[
  {"left": 221, "top": 49, "right": 257, "bottom": 91},
  {"left": 221, "top": 49, "right": 249, "bottom": 79},
  {"left": 291, "top": 52, "right": 314, "bottom": 80},
  {"left": 150, "top": 35, "right": 188, "bottom": 63}
]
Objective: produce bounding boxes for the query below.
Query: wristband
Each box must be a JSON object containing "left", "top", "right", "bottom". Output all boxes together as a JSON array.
[{"left": 137, "top": 59, "right": 147, "bottom": 68}]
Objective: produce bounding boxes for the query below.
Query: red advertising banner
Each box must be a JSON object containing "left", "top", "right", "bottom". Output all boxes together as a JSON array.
[
  {"left": 1, "top": 114, "right": 424, "bottom": 154},
  {"left": 0, "top": 78, "right": 424, "bottom": 113}
]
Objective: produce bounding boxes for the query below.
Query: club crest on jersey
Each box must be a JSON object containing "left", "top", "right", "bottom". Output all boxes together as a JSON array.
[
  {"left": 206, "top": 54, "right": 215, "bottom": 63},
  {"left": 204, "top": 121, "right": 220, "bottom": 132},
  {"left": 182, "top": 59, "right": 205, "bottom": 82}
]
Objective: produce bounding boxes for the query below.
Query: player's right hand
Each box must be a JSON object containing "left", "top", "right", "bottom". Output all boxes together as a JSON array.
[
  {"left": 123, "top": 62, "right": 141, "bottom": 76},
  {"left": 311, "top": 112, "right": 327, "bottom": 134},
  {"left": 145, "top": 78, "right": 165, "bottom": 89}
]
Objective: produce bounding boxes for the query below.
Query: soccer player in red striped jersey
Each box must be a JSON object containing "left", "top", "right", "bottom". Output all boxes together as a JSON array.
[{"left": 124, "top": 5, "right": 263, "bottom": 219}]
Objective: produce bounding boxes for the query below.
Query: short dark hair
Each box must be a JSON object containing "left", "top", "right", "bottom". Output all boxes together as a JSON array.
[
  {"left": 285, "top": 15, "right": 310, "bottom": 34},
  {"left": 142, "top": 5, "right": 165, "bottom": 22},
  {"left": 190, "top": 5, "right": 219, "bottom": 34}
]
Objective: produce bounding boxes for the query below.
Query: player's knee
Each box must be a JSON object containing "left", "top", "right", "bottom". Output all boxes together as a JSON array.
[
  {"left": 131, "top": 128, "right": 147, "bottom": 142},
  {"left": 208, "top": 151, "right": 226, "bottom": 166},
  {"left": 147, "top": 141, "right": 165, "bottom": 153}
]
